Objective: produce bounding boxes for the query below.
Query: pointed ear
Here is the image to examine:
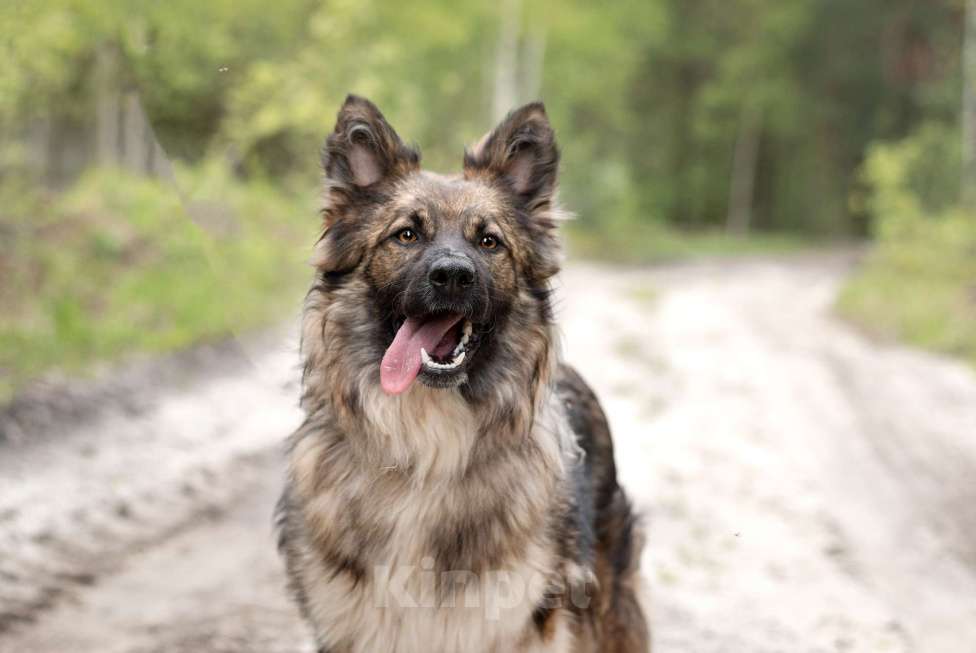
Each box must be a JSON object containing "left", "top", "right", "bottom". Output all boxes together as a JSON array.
[
  {"left": 463, "top": 102, "right": 559, "bottom": 212},
  {"left": 322, "top": 95, "right": 419, "bottom": 190},
  {"left": 316, "top": 96, "right": 418, "bottom": 273},
  {"left": 465, "top": 103, "right": 563, "bottom": 283}
]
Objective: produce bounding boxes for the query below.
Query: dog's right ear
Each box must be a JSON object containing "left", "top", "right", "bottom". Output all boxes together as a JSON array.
[
  {"left": 322, "top": 95, "right": 419, "bottom": 195},
  {"left": 316, "top": 96, "right": 419, "bottom": 274}
]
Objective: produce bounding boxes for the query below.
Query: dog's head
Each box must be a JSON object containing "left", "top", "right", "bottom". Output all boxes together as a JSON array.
[{"left": 312, "top": 95, "right": 562, "bottom": 398}]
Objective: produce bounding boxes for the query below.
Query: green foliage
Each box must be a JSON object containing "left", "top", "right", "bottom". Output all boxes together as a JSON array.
[
  {"left": 859, "top": 122, "right": 962, "bottom": 223},
  {"left": 0, "top": 164, "right": 313, "bottom": 400},
  {"left": 2, "top": 1, "right": 974, "bottom": 392},
  {"left": 221, "top": 0, "right": 496, "bottom": 177},
  {"left": 839, "top": 124, "right": 976, "bottom": 366},
  {"left": 2, "top": 1, "right": 966, "bottom": 235}
]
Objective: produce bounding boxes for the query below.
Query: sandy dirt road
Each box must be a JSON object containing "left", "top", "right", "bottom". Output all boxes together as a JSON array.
[{"left": 2, "top": 253, "right": 975, "bottom": 653}]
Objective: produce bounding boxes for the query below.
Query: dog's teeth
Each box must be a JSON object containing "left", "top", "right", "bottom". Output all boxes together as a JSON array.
[
  {"left": 420, "top": 349, "right": 466, "bottom": 370},
  {"left": 451, "top": 321, "right": 473, "bottom": 357}
]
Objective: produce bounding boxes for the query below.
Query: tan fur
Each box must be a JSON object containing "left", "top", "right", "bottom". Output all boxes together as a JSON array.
[
  {"left": 277, "top": 96, "right": 649, "bottom": 653},
  {"left": 285, "top": 380, "right": 577, "bottom": 652}
]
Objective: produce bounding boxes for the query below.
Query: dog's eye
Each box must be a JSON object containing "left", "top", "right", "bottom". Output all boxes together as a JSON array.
[
  {"left": 397, "top": 228, "right": 418, "bottom": 244},
  {"left": 479, "top": 235, "right": 499, "bottom": 250}
]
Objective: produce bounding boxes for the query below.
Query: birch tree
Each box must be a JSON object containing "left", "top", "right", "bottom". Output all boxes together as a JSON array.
[{"left": 963, "top": 0, "right": 976, "bottom": 208}]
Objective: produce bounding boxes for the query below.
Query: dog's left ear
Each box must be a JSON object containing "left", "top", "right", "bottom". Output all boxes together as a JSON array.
[
  {"left": 464, "top": 103, "right": 562, "bottom": 282},
  {"left": 463, "top": 102, "right": 559, "bottom": 214}
]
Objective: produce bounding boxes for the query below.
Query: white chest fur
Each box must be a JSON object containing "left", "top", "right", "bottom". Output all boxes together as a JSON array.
[
  {"left": 299, "top": 537, "right": 567, "bottom": 653},
  {"left": 293, "top": 385, "right": 575, "bottom": 652}
]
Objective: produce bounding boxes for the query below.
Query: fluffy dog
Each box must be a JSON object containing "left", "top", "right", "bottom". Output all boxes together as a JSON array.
[{"left": 276, "top": 95, "right": 649, "bottom": 653}]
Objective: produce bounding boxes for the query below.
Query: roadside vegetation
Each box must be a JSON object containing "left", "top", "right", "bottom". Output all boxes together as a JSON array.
[
  {"left": 838, "top": 126, "right": 976, "bottom": 367},
  {"left": 0, "top": 165, "right": 313, "bottom": 401},
  {"left": 1, "top": 1, "right": 975, "bottom": 399}
]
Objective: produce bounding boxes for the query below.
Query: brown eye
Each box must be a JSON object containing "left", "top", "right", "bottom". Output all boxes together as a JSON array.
[
  {"left": 479, "top": 234, "right": 498, "bottom": 250},
  {"left": 397, "top": 228, "right": 418, "bottom": 244}
]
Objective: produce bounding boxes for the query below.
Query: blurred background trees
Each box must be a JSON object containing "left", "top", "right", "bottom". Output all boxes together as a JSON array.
[
  {"left": 1, "top": 0, "right": 975, "bottom": 395},
  {"left": 3, "top": 0, "right": 968, "bottom": 235}
]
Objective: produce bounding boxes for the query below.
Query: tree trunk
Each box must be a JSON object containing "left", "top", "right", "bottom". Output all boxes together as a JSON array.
[
  {"left": 492, "top": 0, "right": 521, "bottom": 122},
  {"left": 122, "top": 91, "right": 150, "bottom": 174},
  {"left": 963, "top": 0, "right": 976, "bottom": 209},
  {"left": 727, "top": 103, "right": 763, "bottom": 235},
  {"left": 94, "top": 44, "right": 121, "bottom": 167},
  {"left": 520, "top": 28, "right": 546, "bottom": 102},
  {"left": 24, "top": 115, "right": 51, "bottom": 182}
]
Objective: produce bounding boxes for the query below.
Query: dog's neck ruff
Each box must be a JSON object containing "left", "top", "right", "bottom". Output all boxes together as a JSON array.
[
  {"left": 350, "top": 346, "right": 566, "bottom": 482},
  {"left": 356, "top": 382, "right": 481, "bottom": 479},
  {"left": 298, "top": 279, "right": 570, "bottom": 482}
]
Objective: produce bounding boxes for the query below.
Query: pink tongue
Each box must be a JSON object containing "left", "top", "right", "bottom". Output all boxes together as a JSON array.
[{"left": 380, "top": 314, "right": 463, "bottom": 395}]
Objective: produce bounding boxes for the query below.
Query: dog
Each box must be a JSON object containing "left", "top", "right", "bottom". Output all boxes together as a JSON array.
[{"left": 276, "top": 95, "right": 649, "bottom": 653}]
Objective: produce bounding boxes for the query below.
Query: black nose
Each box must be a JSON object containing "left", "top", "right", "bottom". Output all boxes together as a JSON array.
[{"left": 428, "top": 257, "right": 476, "bottom": 294}]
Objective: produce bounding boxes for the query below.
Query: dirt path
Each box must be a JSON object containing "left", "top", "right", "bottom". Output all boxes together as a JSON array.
[{"left": 3, "top": 254, "right": 976, "bottom": 652}]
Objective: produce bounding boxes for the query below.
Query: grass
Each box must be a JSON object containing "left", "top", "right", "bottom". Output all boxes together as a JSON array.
[
  {"left": 12, "top": 157, "right": 965, "bottom": 407},
  {"left": 836, "top": 124, "right": 976, "bottom": 369},
  {"left": 837, "top": 212, "right": 976, "bottom": 367},
  {"left": 565, "top": 221, "right": 811, "bottom": 264},
  {"left": 0, "top": 164, "right": 316, "bottom": 403}
]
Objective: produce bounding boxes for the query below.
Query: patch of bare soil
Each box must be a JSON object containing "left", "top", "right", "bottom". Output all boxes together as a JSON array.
[{"left": 3, "top": 254, "right": 975, "bottom": 652}]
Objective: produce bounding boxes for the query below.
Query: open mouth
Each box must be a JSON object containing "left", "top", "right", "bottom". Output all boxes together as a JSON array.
[{"left": 380, "top": 313, "right": 479, "bottom": 395}]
